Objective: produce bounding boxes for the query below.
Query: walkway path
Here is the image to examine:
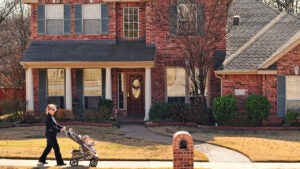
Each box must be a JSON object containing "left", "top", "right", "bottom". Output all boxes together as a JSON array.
[
  {"left": 119, "top": 124, "right": 250, "bottom": 163},
  {"left": 1, "top": 159, "right": 300, "bottom": 169}
]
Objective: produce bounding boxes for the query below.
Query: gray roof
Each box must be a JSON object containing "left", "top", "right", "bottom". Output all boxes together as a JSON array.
[
  {"left": 21, "top": 40, "right": 155, "bottom": 62},
  {"left": 223, "top": 0, "right": 300, "bottom": 71}
]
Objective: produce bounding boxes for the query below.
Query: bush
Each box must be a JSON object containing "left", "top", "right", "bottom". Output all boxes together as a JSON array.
[
  {"left": 212, "top": 95, "right": 238, "bottom": 125},
  {"left": 149, "top": 102, "right": 171, "bottom": 121},
  {"left": 149, "top": 102, "right": 210, "bottom": 124},
  {"left": 285, "top": 110, "right": 299, "bottom": 126},
  {"left": 0, "top": 100, "right": 25, "bottom": 123},
  {"left": 0, "top": 100, "right": 26, "bottom": 114},
  {"left": 245, "top": 94, "right": 270, "bottom": 126},
  {"left": 56, "top": 108, "right": 74, "bottom": 122},
  {"left": 84, "top": 99, "right": 114, "bottom": 122}
]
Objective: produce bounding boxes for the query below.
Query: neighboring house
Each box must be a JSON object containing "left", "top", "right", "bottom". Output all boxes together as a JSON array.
[
  {"left": 20, "top": 0, "right": 227, "bottom": 120},
  {"left": 216, "top": 0, "right": 300, "bottom": 124}
]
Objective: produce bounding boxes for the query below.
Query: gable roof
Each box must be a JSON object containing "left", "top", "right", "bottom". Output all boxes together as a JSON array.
[
  {"left": 21, "top": 40, "right": 155, "bottom": 68},
  {"left": 218, "top": 0, "right": 300, "bottom": 74}
]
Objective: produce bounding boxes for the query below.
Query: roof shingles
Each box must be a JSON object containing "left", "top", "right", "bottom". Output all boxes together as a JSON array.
[
  {"left": 21, "top": 40, "right": 155, "bottom": 63},
  {"left": 224, "top": 0, "right": 300, "bottom": 71}
]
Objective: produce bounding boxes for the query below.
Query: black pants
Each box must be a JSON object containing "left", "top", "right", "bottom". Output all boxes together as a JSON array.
[{"left": 39, "top": 132, "right": 64, "bottom": 164}]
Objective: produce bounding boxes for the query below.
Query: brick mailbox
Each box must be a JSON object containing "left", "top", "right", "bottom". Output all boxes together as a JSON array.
[{"left": 173, "top": 131, "right": 194, "bottom": 169}]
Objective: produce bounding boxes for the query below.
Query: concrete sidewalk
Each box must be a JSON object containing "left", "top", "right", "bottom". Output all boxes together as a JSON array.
[{"left": 1, "top": 159, "right": 300, "bottom": 169}]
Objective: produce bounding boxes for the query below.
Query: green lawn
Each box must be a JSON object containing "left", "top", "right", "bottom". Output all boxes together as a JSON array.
[
  {"left": 148, "top": 126, "right": 300, "bottom": 162},
  {"left": 0, "top": 126, "right": 208, "bottom": 161}
]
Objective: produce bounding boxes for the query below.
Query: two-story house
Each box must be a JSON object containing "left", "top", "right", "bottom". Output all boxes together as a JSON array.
[{"left": 21, "top": 0, "right": 227, "bottom": 121}]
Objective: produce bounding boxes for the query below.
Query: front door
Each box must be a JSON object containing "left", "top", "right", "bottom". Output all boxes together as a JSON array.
[{"left": 127, "top": 74, "right": 145, "bottom": 115}]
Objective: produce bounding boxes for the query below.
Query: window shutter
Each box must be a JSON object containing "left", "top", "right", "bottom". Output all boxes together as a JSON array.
[
  {"left": 169, "top": 4, "right": 177, "bottom": 36},
  {"left": 214, "top": 50, "right": 226, "bottom": 69},
  {"left": 197, "top": 4, "right": 205, "bottom": 36},
  {"left": 76, "top": 69, "right": 84, "bottom": 112},
  {"left": 102, "top": 68, "right": 106, "bottom": 99},
  {"left": 64, "top": 4, "right": 71, "bottom": 34},
  {"left": 37, "top": 5, "right": 45, "bottom": 35},
  {"left": 277, "top": 75, "right": 286, "bottom": 117},
  {"left": 101, "top": 3, "right": 109, "bottom": 34},
  {"left": 39, "top": 69, "right": 47, "bottom": 112},
  {"left": 75, "top": 4, "right": 82, "bottom": 34}
]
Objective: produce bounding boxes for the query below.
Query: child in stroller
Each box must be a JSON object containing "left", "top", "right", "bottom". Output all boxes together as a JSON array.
[{"left": 65, "top": 128, "right": 99, "bottom": 167}]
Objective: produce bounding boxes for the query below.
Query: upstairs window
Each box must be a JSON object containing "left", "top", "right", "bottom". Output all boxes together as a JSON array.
[
  {"left": 75, "top": 3, "right": 109, "bottom": 35},
  {"left": 123, "top": 7, "right": 139, "bottom": 38},
  {"left": 169, "top": 1, "right": 205, "bottom": 36},
  {"left": 45, "top": 5, "right": 63, "bottom": 34},
  {"left": 38, "top": 4, "right": 71, "bottom": 35},
  {"left": 82, "top": 4, "right": 101, "bottom": 34}
]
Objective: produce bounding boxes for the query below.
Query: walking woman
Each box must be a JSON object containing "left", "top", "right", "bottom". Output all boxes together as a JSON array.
[{"left": 38, "top": 104, "right": 66, "bottom": 166}]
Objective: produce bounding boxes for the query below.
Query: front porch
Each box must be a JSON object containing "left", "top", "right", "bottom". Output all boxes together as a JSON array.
[{"left": 21, "top": 40, "right": 155, "bottom": 121}]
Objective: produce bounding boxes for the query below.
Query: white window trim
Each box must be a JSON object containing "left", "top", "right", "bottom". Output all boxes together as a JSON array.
[{"left": 123, "top": 7, "right": 139, "bottom": 38}]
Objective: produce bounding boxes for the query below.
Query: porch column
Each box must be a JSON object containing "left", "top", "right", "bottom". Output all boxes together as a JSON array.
[
  {"left": 145, "top": 67, "right": 151, "bottom": 121},
  {"left": 25, "top": 68, "right": 34, "bottom": 111},
  {"left": 105, "top": 67, "right": 112, "bottom": 100},
  {"left": 65, "top": 67, "right": 72, "bottom": 110}
]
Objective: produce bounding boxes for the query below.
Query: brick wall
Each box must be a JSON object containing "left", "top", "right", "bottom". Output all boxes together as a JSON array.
[
  {"left": 220, "top": 44, "right": 300, "bottom": 125},
  {"left": 150, "top": 0, "right": 227, "bottom": 103},
  {"left": 277, "top": 44, "right": 300, "bottom": 75}
]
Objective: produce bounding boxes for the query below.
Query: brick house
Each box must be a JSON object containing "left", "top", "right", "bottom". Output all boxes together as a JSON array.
[
  {"left": 216, "top": 0, "right": 300, "bottom": 125},
  {"left": 20, "top": 0, "right": 227, "bottom": 120}
]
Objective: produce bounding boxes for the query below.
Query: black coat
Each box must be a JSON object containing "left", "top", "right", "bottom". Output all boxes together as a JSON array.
[{"left": 45, "top": 114, "right": 63, "bottom": 134}]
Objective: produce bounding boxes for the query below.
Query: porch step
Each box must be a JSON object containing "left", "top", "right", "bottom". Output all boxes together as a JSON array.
[{"left": 117, "top": 115, "right": 145, "bottom": 124}]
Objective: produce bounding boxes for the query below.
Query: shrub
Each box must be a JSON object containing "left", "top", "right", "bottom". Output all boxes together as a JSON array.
[
  {"left": 0, "top": 100, "right": 26, "bottom": 114},
  {"left": 169, "top": 103, "right": 188, "bottom": 122},
  {"left": 245, "top": 94, "right": 270, "bottom": 126},
  {"left": 55, "top": 108, "right": 74, "bottom": 122},
  {"left": 187, "top": 103, "right": 210, "bottom": 125},
  {"left": 84, "top": 99, "right": 114, "bottom": 122},
  {"left": 285, "top": 110, "right": 299, "bottom": 126},
  {"left": 212, "top": 95, "right": 238, "bottom": 125},
  {"left": 149, "top": 102, "right": 171, "bottom": 121}
]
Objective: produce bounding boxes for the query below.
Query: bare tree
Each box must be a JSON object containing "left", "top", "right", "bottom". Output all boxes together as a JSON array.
[
  {"left": 150, "top": 0, "right": 231, "bottom": 105},
  {"left": 0, "top": 0, "right": 30, "bottom": 97},
  {"left": 261, "top": 0, "right": 299, "bottom": 15}
]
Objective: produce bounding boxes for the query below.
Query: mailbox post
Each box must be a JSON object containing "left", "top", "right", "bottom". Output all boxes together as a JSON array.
[{"left": 173, "top": 131, "right": 194, "bottom": 169}]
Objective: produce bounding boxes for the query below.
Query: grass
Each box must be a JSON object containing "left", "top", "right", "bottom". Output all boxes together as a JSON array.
[
  {"left": 148, "top": 126, "right": 300, "bottom": 162},
  {"left": 0, "top": 126, "right": 208, "bottom": 161}
]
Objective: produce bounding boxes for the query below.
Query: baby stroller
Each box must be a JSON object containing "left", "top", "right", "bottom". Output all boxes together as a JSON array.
[{"left": 65, "top": 128, "right": 99, "bottom": 167}]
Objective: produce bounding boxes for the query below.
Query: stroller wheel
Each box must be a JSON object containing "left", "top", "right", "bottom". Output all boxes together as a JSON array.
[
  {"left": 70, "top": 158, "right": 79, "bottom": 167},
  {"left": 89, "top": 157, "right": 98, "bottom": 167}
]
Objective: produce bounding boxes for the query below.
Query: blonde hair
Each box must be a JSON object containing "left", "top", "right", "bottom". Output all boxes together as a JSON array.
[{"left": 46, "top": 104, "right": 57, "bottom": 114}]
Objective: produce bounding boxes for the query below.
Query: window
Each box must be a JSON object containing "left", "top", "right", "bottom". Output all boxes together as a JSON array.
[
  {"left": 84, "top": 69, "right": 102, "bottom": 109},
  {"left": 75, "top": 3, "right": 109, "bottom": 34},
  {"left": 286, "top": 76, "right": 300, "bottom": 112},
  {"left": 123, "top": 7, "right": 139, "bottom": 38},
  {"left": 167, "top": 67, "right": 186, "bottom": 103},
  {"left": 84, "top": 69, "right": 102, "bottom": 96},
  {"left": 47, "top": 69, "right": 65, "bottom": 96},
  {"left": 169, "top": 2, "right": 205, "bottom": 36},
  {"left": 82, "top": 4, "right": 101, "bottom": 34},
  {"left": 177, "top": 4, "right": 197, "bottom": 35},
  {"left": 38, "top": 4, "right": 70, "bottom": 35},
  {"left": 45, "top": 5, "right": 64, "bottom": 34}
]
